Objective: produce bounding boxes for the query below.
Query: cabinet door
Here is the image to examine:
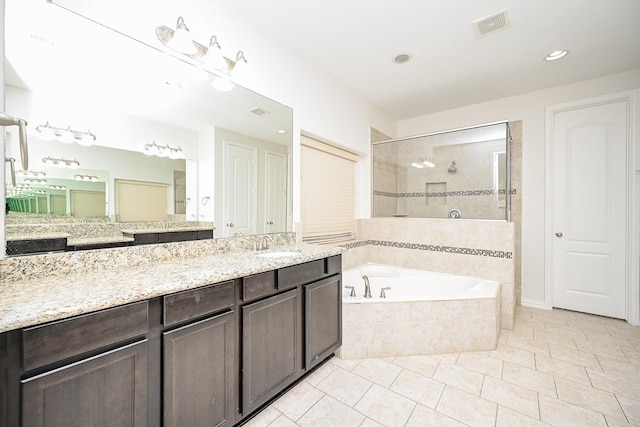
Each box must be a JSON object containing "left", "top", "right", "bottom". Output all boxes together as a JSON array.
[
  {"left": 163, "top": 311, "right": 235, "bottom": 427},
  {"left": 305, "top": 275, "right": 342, "bottom": 369},
  {"left": 242, "top": 289, "right": 301, "bottom": 415},
  {"left": 21, "top": 340, "right": 148, "bottom": 427}
]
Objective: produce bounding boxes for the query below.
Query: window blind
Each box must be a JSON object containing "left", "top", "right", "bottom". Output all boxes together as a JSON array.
[{"left": 301, "top": 135, "right": 357, "bottom": 244}]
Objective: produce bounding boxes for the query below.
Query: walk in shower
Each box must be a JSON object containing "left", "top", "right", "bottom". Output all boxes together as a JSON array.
[{"left": 372, "top": 122, "right": 511, "bottom": 220}]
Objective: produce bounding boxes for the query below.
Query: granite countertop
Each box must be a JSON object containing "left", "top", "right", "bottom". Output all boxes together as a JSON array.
[
  {"left": 6, "top": 232, "right": 70, "bottom": 241},
  {"left": 0, "top": 243, "right": 343, "bottom": 333}
]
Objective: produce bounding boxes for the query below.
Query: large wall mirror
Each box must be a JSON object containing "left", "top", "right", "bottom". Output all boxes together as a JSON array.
[{"left": 3, "top": 0, "right": 293, "bottom": 255}]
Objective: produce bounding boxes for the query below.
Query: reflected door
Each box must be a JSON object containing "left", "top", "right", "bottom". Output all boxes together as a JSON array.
[
  {"left": 551, "top": 100, "right": 628, "bottom": 318},
  {"left": 223, "top": 142, "right": 256, "bottom": 237},
  {"left": 265, "top": 151, "right": 287, "bottom": 233},
  {"left": 71, "top": 190, "right": 106, "bottom": 217},
  {"left": 50, "top": 195, "right": 66, "bottom": 215}
]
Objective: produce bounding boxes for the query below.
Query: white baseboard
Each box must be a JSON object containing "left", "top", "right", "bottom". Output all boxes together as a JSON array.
[{"left": 520, "top": 298, "right": 549, "bottom": 310}]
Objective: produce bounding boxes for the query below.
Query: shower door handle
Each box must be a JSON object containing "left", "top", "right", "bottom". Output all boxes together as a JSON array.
[{"left": 555, "top": 232, "right": 563, "bottom": 237}]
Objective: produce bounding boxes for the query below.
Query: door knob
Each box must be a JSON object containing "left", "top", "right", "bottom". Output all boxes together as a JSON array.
[{"left": 555, "top": 232, "right": 563, "bottom": 237}]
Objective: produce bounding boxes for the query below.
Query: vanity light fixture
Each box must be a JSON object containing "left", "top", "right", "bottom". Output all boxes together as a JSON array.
[
  {"left": 545, "top": 49, "right": 568, "bottom": 61},
  {"left": 144, "top": 141, "right": 185, "bottom": 159},
  {"left": 36, "top": 122, "right": 96, "bottom": 146},
  {"left": 42, "top": 156, "right": 80, "bottom": 169},
  {"left": 73, "top": 174, "right": 100, "bottom": 182},
  {"left": 34, "top": 190, "right": 47, "bottom": 194},
  {"left": 156, "top": 17, "right": 248, "bottom": 76},
  {"left": 49, "top": 185, "right": 66, "bottom": 190},
  {"left": 411, "top": 156, "right": 435, "bottom": 169}
]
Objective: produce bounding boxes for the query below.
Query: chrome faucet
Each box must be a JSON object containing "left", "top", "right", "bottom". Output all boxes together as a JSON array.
[
  {"left": 233, "top": 231, "right": 243, "bottom": 237},
  {"left": 362, "top": 275, "right": 372, "bottom": 298},
  {"left": 254, "top": 234, "right": 274, "bottom": 250},
  {"left": 260, "top": 234, "right": 274, "bottom": 250}
]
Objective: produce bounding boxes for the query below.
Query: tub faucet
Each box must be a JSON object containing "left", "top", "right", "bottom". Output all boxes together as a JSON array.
[{"left": 362, "top": 275, "right": 372, "bottom": 298}]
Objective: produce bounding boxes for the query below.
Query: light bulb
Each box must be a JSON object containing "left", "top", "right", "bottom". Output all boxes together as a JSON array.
[
  {"left": 167, "top": 17, "right": 197, "bottom": 55},
  {"left": 203, "top": 36, "right": 228, "bottom": 70}
]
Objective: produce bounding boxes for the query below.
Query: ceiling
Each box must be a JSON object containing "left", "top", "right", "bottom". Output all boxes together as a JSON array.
[{"left": 233, "top": 0, "right": 640, "bottom": 120}]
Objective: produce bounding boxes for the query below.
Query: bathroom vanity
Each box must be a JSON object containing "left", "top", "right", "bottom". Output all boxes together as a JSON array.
[{"left": 0, "top": 246, "right": 342, "bottom": 427}]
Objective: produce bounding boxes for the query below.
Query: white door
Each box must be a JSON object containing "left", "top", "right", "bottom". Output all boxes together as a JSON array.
[
  {"left": 223, "top": 142, "right": 256, "bottom": 237},
  {"left": 265, "top": 151, "right": 287, "bottom": 233},
  {"left": 551, "top": 100, "right": 628, "bottom": 318}
]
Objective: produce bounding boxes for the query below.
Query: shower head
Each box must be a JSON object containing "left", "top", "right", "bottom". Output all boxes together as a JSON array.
[{"left": 448, "top": 161, "right": 457, "bottom": 173}]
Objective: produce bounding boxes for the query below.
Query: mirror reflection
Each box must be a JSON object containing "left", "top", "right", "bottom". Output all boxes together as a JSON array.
[
  {"left": 372, "top": 122, "right": 510, "bottom": 220},
  {"left": 3, "top": 0, "right": 293, "bottom": 255}
]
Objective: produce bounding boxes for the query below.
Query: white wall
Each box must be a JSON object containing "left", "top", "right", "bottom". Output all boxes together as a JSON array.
[{"left": 396, "top": 68, "right": 640, "bottom": 305}]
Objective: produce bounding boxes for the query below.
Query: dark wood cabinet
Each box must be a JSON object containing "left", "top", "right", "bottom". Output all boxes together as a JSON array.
[
  {"left": 21, "top": 340, "right": 148, "bottom": 427},
  {"left": 305, "top": 275, "right": 342, "bottom": 370},
  {"left": 241, "top": 289, "right": 302, "bottom": 414},
  {"left": 163, "top": 311, "right": 235, "bottom": 427},
  {"left": 1, "top": 254, "right": 342, "bottom": 427}
]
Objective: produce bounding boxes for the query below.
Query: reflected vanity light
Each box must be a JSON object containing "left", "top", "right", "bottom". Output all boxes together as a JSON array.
[
  {"left": 144, "top": 141, "right": 185, "bottom": 159},
  {"left": 156, "top": 17, "right": 248, "bottom": 76},
  {"left": 49, "top": 185, "right": 66, "bottom": 190},
  {"left": 24, "top": 178, "right": 47, "bottom": 184},
  {"left": 74, "top": 174, "right": 100, "bottom": 182},
  {"left": 16, "top": 169, "right": 46, "bottom": 177},
  {"left": 35, "top": 122, "right": 96, "bottom": 146},
  {"left": 411, "top": 156, "right": 435, "bottom": 169},
  {"left": 42, "top": 156, "right": 80, "bottom": 169}
]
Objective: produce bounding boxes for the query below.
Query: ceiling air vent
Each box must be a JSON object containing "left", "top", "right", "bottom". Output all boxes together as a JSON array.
[
  {"left": 474, "top": 10, "right": 509, "bottom": 37},
  {"left": 249, "top": 107, "right": 270, "bottom": 116}
]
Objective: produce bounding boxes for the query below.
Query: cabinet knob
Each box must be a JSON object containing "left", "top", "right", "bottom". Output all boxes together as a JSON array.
[{"left": 555, "top": 232, "right": 563, "bottom": 237}]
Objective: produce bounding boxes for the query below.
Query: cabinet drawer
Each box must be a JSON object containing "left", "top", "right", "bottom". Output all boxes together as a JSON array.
[
  {"left": 277, "top": 259, "right": 325, "bottom": 290},
  {"left": 164, "top": 281, "right": 235, "bottom": 327},
  {"left": 22, "top": 301, "right": 148, "bottom": 371},
  {"left": 242, "top": 271, "right": 276, "bottom": 302},
  {"left": 158, "top": 231, "right": 197, "bottom": 243}
]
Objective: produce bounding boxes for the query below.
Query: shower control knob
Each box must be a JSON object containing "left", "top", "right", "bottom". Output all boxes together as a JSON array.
[{"left": 555, "top": 232, "right": 563, "bottom": 237}]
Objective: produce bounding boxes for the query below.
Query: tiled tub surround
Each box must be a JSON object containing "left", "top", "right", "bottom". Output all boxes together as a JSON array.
[
  {"left": 338, "top": 263, "right": 501, "bottom": 359},
  {"left": 0, "top": 232, "right": 344, "bottom": 333},
  {"left": 343, "top": 218, "right": 516, "bottom": 329}
]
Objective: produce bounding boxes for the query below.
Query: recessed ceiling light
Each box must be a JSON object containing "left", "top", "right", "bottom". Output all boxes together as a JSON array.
[
  {"left": 277, "top": 129, "right": 286, "bottom": 134},
  {"left": 545, "top": 49, "right": 568, "bottom": 61},
  {"left": 392, "top": 53, "right": 412, "bottom": 64}
]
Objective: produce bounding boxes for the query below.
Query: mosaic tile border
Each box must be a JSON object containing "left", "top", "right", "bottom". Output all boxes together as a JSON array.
[
  {"left": 374, "top": 189, "right": 516, "bottom": 198},
  {"left": 341, "top": 239, "right": 512, "bottom": 259}
]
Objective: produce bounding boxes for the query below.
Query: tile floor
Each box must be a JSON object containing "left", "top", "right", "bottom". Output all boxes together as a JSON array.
[{"left": 244, "top": 305, "right": 640, "bottom": 427}]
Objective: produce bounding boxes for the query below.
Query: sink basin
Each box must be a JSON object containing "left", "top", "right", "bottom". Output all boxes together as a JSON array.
[{"left": 256, "top": 251, "right": 301, "bottom": 258}]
